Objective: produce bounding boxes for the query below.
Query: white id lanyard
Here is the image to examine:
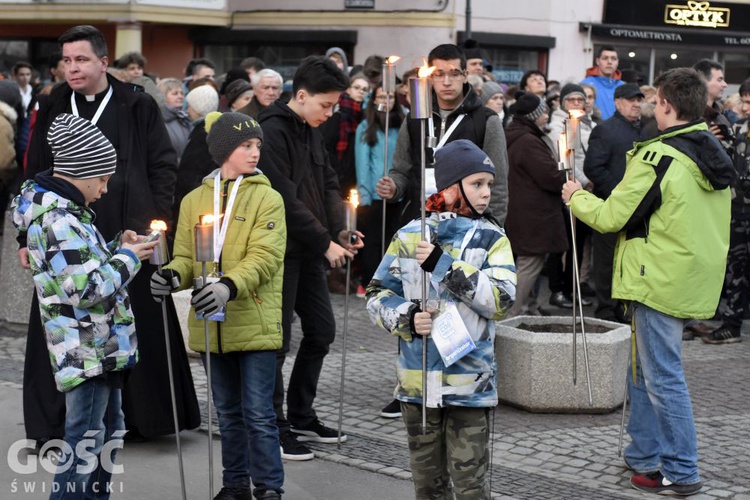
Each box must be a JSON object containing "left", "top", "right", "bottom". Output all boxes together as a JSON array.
[
  {"left": 70, "top": 86, "right": 113, "bottom": 125},
  {"left": 213, "top": 171, "right": 243, "bottom": 266}
]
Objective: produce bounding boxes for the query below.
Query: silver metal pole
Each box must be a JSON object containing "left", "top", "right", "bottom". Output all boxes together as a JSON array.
[
  {"left": 201, "top": 261, "right": 215, "bottom": 499},
  {"left": 337, "top": 256, "right": 353, "bottom": 448},
  {"left": 420, "top": 119, "right": 428, "bottom": 435},
  {"left": 381, "top": 81, "right": 391, "bottom": 257},
  {"left": 157, "top": 263, "right": 187, "bottom": 500},
  {"left": 618, "top": 374, "right": 629, "bottom": 457},
  {"left": 567, "top": 144, "right": 593, "bottom": 405}
]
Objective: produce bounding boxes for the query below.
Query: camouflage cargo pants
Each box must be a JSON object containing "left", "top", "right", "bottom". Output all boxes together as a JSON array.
[
  {"left": 721, "top": 217, "right": 750, "bottom": 328},
  {"left": 401, "top": 402, "right": 490, "bottom": 500}
]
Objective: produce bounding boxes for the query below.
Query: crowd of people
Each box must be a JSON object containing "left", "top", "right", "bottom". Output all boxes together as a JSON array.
[{"left": 0, "top": 24, "right": 745, "bottom": 499}]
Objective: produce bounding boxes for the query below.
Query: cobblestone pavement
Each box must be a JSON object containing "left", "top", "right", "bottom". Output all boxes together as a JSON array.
[{"left": 2, "top": 282, "right": 750, "bottom": 499}]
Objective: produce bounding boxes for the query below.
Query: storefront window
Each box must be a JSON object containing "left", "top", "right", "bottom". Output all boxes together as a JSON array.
[
  {"left": 722, "top": 51, "right": 750, "bottom": 84},
  {"left": 0, "top": 40, "right": 30, "bottom": 74},
  {"left": 654, "top": 48, "right": 714, "bottom": 77},
  {"left": 483, "top": 47, "right": 545, "bottom": 84}
]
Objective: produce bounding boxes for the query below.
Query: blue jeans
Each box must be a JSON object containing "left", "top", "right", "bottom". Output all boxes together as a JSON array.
[
  {"left": 203, "top": 351, "right": 284, "bottom": 495},
  {"left": 625, "top": 302, "right": 700, "bottom": 485},
  {"left": 50, "top": 377, "right": 124, "bottom": 499}
]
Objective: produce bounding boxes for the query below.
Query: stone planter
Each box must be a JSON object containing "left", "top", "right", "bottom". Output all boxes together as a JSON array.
[{"left": 495, "top": 315, "right": 630, "bottom": 413}]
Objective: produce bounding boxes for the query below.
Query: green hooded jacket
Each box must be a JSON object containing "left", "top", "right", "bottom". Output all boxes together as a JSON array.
[
  {"left": 569, "top": 121, "right": 734, "bottom": 319},
  {"left": 167, "top": 170, "right": 286, "bottom": 353}
]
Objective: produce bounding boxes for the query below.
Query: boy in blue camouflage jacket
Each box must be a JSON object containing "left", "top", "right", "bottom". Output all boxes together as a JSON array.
[
  {"left": 12, "top": 113, "right": 157, "bottom": 499},
  {"left": 367, "top": 139, "right": 516, "bottom": 499}
]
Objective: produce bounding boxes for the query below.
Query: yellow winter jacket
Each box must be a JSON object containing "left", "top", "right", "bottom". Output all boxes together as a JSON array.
[{"left": 168, "top": 170, "right": 286, "bottom": 353}]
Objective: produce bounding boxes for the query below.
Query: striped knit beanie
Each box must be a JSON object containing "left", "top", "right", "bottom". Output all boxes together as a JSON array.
[{"left": 47, "top": 113, "right": 117, "bottom": 179}]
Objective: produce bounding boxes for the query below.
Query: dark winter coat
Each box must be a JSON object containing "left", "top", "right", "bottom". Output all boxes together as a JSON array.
[
  {"left": 583, "top": 111, "right": 643, "bottom": 199},
  {"left": 27, "top": 73, "right": 178, "bottom": 238},
  {"left": 173, "top": 118, "right": 218, "bottom": 222},
  {"left": 24, "top": 73, "right": 200, "bottom": 437},
  {"left": 257, "top": 101, "right": 345, "bottom": 257},
  {"left": 504, "top": 116, "right": 568, "bottom": 256}
]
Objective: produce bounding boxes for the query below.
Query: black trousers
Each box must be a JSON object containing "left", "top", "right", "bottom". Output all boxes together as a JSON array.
[
  {"left": 274, "top": 256, "right": 336, "bottom": 432},
  {"left": 548, "top": 207, "right": 589, "bottom": 295},
  {"left": 357, "top": 200, "right": 402, "bottom": 286},
  {"left": 592, "top": 230, "right": 619, "bottom": 319}
]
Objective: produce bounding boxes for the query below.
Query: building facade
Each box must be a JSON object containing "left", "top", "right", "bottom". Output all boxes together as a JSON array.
[{"left": 1, "top": 0, "right": 749, "bottom": 87}]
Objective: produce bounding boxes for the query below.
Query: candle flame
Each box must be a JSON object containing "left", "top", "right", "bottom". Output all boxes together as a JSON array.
[
  {"left": 150, "top": 219, "right": 167, "bottom": 232},
  {"left": 568, "top": 109, "right": 586, "bottom": 119},
  {"left": 417, "top": 58, "right": 436, "bottom": 78},
  {"left": 349, "top": 189, "right": 359, "bottom": 209},
  {"left": 386, "top": 55, "right": 401, "bottom": 65},
  {"left": 199, "top": 214, "right": 224, "bottom": 225}
]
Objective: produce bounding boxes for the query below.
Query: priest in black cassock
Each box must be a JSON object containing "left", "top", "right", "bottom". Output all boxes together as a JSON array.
[{"left": 21, "top": 25, "right": 200, "bottom": 445}]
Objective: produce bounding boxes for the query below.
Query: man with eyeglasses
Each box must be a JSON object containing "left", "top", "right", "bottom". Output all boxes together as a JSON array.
[{"left": 377, "top": 43, "right": 509, "bottom": 226}]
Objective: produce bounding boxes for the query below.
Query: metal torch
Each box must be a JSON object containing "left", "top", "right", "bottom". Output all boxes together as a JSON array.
[
  {"left": 337, "top": 189, "right": 359, "bottom": 449},
  {"left": 148, "top": 220, "right": 187, "bottom": 500},
  {"left": 558, "top": 111, "right": 593, "bottom": 406},
  {"left": 379, "top": 55, "right": 400, "bottom": 257},
  {"left": 194, "top": 215, "right": 216, "bottom": 499},
  {"left": 409, "top": 61, "right": 435, "bottom": 434}
]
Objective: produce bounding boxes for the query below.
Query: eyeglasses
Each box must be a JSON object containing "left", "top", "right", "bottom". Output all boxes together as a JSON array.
[
  {"left": 431, "top": 69, "right": 465, "bottom": 81},
  {"left": 565, "top": 97, "right": 585, "bottom": 103},
  {"left": 351, "top": 84, "right": 369, "bottom": 92}
]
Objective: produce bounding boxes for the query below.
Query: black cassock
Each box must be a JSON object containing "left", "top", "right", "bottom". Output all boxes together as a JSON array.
[{"left": 24, "top": 76, "right": 200, "bottom": 440}]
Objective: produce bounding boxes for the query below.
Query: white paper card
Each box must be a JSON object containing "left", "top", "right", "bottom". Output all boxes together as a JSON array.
[
  {"left": 425, "top": 168, "right": 437, "bottom": 199},
  {"left": 430, "top": 303, "right": 475, "bottom": 366}
]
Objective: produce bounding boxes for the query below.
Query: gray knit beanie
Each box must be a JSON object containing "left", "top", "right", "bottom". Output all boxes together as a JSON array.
[
  {"left": 205, "top": 111, "right": 263, "bottom": 166},
  {"left": 434, "top": 139, "right": 495, "bottom": 192},
  {"left": 509, "top": 93, "right": 548, "bottom": 122},
  {"left": 47, "top": 113, "right": 117, "bottom": 179},
  {"left": 481, "top": 81, "right": 504, "bottom": 107}
]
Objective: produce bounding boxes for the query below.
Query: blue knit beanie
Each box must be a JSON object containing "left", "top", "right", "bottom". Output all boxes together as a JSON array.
[{"left": 434, "top": 139, "right": 495, "bottom": 191}]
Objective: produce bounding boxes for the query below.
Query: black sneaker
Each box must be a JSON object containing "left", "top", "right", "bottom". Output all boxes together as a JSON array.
[
  {"left": 380, "top": 399, "right": 402, "bottom": 419},
  {"left": 214, "top": 485, "right": 252, "bottom": 500},
  {"left": 566, "top": 293, "right": 593, "bottom": 307},
  {"left": 255, "top": 490, "right": 281, "bottom": 500},
  {"left": 702, "top": 325, "right": 742, "bottom": 344},
  {"left": 549, "top": 292, "right": 573, "bottom": 308},
  {"left": 291, "top": 419, "right": 346, "bottom": 444},
  {"left": 631, "top": 471, "right": 702, "bottom": 496},
  {"left": 279, "top": 431, "right": 314, "bottom": 461}
]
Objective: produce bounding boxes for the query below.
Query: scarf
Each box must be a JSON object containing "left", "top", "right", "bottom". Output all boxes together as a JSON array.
[
  {"left": 425, "top": 183, "right": 482, "bottom": 219},
  {"left": 336, "top": 93, "right": 363, "bottom": 161}
]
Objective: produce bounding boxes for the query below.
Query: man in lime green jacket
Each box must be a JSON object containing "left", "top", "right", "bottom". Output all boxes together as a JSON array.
[
  {"left": 563, "top": 68, "right": 734, "bottom": 496},
  {"left": 151, "top": 111, "right": 286, "bottom": 500}
]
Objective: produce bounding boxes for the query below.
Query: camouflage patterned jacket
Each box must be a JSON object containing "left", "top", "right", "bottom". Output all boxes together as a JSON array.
[
  {"left": 12, "top": 179, "right": 140, "bottom": 393},
  {"left": 366, "top": 212, "right": 516, "bottom": 408}
]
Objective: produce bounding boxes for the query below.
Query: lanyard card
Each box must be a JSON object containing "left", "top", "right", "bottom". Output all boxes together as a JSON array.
[{"left": 430, "top": 303, "right": 475, "bottom": 367}]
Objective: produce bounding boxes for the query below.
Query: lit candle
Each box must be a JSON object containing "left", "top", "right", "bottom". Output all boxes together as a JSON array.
[
  {"left": 382, "top": 55, "right": 401, "bottom": 94},
  {"left": 149, "top": 219, "right": 169, "bottom": 266},
  {"left": 194, "top": 214, "right": 218, "bottom": 263},
  {"left": 566, "top": 109, "right": 585, "bottom": 151},
  {"left": 409, "top": 59, "right": 435, "bottom": 120},
  {"left": 558, "top": 132, "right": 569, "bottom": 171},
  {"left": 345, "top": 189, "right": 359, "bottom": 244}
]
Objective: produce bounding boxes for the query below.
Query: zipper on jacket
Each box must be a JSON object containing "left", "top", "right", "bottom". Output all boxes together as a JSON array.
[
  {"left": 439, "top": 116, "right": 447, "bottom": 140},
  {"left": 215, "top": 179, "right": 231, "bottom": 355}
]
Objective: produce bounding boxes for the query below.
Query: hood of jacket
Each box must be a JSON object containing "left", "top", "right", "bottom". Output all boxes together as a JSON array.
[
  {"left": 201, "top": 168, "right": 272, "bottom": 189},
  {"left": 13, "top": 174, "right": 92, "bottom": 233},
  {"left": 0, "top": 101, "right": 18, "bottom": 125},
  {"left": 584, "top": 66, "right": 623, "bottom": 82},
  {"left": 640, "top": 120, "right": 735, "bottom": 190}
]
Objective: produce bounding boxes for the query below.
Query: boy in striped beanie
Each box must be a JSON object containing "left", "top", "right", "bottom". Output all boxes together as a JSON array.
[{"left": 12, "top": 113, "right": 159, "bottom": 496}]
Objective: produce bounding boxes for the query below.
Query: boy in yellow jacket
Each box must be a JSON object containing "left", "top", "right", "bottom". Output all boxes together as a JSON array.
[{"left": 151, "top": 111, "right": 286, "bottom": 500}]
